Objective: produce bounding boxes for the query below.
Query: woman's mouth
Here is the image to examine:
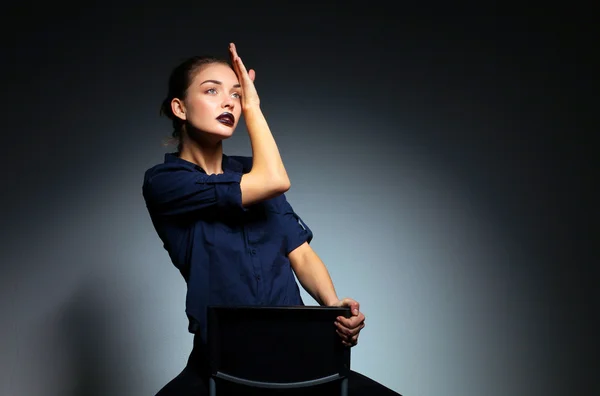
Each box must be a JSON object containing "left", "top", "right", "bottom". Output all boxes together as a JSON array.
[{"left": 216, "top": 112, "right": 235, "bottom": 127}]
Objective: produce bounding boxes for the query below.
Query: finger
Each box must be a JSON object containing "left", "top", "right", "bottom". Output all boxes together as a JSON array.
[
  {"left": 229, "top": 43, "right": 250, "bottom": 81},
  {"left": 335, "top": 322, "right": 362, "bottom": 338},
  {"left": 248, "top": 68, "right": 256, "bottom": 82},
  {"left": 337, "top": 330, "right": 358, "bottom": 347},
  {"left": 350, "top": 300, "right": 360, "bottom": 315},
  {"left": 335, "top": 320, "right": 365, "bottom": 337},
  {"left": 335, "top": 323, "right": 357, "bottom": 338},
  {"left": 336, "top": 311, "right": 364, "bottom": 323},
  {"left": 229, "top": 44, "right": 242, "bottom": 79},
  {"left": 340, "top": 298, "right": 360, "bottom": 316},
  {"left": 336, "top": 312, "right": 365, "bottom": 327},
  {"left": 335, "top": 322, "right": 350, "bottom": 337},
  {"left": 229, "top": 42, "right": 239, "bottom": 65},
  {"left": 234, "top": 55, "right": 249, "bottom": 79},
  {"left": 337, "top": 312, "right": 365, "bottom": 326},
  {"left": 336, "top": 321, "right": 361, "bottom": 336},
  {"left": 336, "top": 329, "right": 351, "bottom": 344},
  {"left": 229, "top": 42, "right": 239, "bottom": 59},
  {"left": 342, "top": 321, "right": 365, "bottom": 338},
  {"left": 336, "top": 329, "right": 347, "bottom": 340}
]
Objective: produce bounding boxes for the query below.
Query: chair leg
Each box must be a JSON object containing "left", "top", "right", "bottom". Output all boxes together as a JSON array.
[
  {"left": 209, "top": 377, "right": 216, "bottom": 396},
  {"left": 341, "top": 377, "right": 348, "bottom": 396}
]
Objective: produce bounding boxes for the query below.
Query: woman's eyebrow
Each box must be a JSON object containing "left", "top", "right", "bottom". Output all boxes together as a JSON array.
[{"left": 200, "top": 79, "right": 241, "bottom": 88}]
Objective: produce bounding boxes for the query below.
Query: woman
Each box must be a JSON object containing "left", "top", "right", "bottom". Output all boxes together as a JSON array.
[{"left": 143, "top": 43, "right": 399, "bottom": 395}]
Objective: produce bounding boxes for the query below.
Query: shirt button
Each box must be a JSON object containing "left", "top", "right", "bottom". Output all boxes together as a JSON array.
[
  {"left": 250, "top": 248, "right": 256, "bottom": 255},
  {"left": 256, "top": 275, "right": 261, "bottom": 281}
]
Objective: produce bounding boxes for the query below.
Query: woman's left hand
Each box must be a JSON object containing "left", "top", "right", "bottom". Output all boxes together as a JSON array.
[{"left": 331, "top": 297, "right": 366, "bottom": 347}]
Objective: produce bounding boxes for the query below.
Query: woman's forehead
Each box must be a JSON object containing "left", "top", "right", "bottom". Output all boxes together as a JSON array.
[{"left": 193, "top": 63, "right": 238, "bottom": 84}]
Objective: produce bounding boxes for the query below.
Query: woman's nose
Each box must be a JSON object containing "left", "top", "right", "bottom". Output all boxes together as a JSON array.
[{"left": 222, "top": 95, "right": 235, "bottom": 109}]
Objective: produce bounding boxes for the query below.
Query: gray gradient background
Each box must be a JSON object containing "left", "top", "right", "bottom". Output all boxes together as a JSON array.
[{"left": 1, "top": 5, "right": 596, "bottom": 396}]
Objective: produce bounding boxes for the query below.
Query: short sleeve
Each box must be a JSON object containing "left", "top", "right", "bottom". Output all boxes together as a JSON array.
[
  {"left": 279, "top": 196, "right": 313, "bottom": 255},
  {"left": 143, "top": 163, "right": 244, "bottom": 217}
]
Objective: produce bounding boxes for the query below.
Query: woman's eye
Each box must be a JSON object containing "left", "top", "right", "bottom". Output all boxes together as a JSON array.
[
  {"left": 206, "top": 88, "right": 217, "bottom": 94},
  {"left": 232, "top": 92, "right": 241, "bottom": 99}
]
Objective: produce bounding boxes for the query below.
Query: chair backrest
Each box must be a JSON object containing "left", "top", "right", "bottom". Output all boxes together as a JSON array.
[{"left": 207, "top": 305, "right": 351, "bottom": 387}]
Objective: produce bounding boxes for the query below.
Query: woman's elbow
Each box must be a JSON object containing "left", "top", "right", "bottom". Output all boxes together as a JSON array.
[
  {"left": 268, "top": 172, "right": 290, "bottom": 194},
  {"left": 277, "top": 178, "right": 291, "bottom": 193}
]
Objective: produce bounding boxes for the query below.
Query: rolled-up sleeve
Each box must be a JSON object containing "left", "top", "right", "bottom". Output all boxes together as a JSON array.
[
  {"left": 143, "top": 163, "right": 243, "bottom": 217},
  {"left": 280, "top": 196, "right": 313, "bottom": 255}
]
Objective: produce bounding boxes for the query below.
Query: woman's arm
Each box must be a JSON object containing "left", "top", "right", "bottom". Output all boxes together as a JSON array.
[
  {"left": 229, "top": 43, "right": 290, "bottom": 206},
  {"left": 288, "top": 242, "right": 339, "bottom": 306},
  {"left": 288, "top": 242, "right": 366, "bottom": 347},
  {"left": 240, "top": 105, "right": 290, "bottom": 206}
]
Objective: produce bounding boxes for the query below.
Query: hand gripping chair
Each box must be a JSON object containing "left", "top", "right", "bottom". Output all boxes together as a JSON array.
[{"left": 207, "top": 305, "right": 352, "bottom": 395}]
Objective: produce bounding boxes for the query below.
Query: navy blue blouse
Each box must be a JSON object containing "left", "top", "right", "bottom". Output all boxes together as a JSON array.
[{"left": 142, "top": 153, "right": 313, "bottom": 342}]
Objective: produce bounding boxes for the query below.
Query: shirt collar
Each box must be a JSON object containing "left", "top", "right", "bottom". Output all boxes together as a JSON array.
[{"left": 164, "top": 152, "right": 244, "bottom": 174}]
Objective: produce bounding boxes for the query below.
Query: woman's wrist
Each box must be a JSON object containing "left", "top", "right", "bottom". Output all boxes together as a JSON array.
[
  {"left": 242, "top": 103, "right": 262, "bottom": 116},
  {"left": 323, "top": 296, "right": 340, "bottom": 307}
]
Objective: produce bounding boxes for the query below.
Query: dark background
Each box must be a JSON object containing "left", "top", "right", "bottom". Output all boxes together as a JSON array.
[{"left": 1, "top": 4, "right": 596, "bottom": 396}]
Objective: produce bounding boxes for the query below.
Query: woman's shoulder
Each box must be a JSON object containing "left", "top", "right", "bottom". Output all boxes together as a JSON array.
[
  {"left": 225, "top": 155, "right": 253, "bottom": 173},
  {"left": 144, "top": 154, "right": 195, "bottom": 179}
]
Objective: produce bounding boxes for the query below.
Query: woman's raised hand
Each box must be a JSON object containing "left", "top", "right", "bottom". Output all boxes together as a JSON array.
[{"left": 229, "top": 43, "right": 259, "bottom": 109}]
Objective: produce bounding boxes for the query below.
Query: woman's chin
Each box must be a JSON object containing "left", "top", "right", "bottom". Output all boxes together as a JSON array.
[
  {"left": 215, "top": 131, "right": 234, "bottom": 140},
  {"left": 188, "top": 125, "right": 236, "bottom": 145},
  {"left": 204, "top": 128, "right": 235, "bottom": 141}
]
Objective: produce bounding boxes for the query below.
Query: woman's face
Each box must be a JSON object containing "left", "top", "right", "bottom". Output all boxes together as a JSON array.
[{"left": 175, "top": 62, "right": 242, "bottom": 140}]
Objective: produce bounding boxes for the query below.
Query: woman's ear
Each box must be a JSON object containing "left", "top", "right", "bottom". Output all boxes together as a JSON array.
[{"left": 171, "top": 98, "right": 186, "bottom": 121}]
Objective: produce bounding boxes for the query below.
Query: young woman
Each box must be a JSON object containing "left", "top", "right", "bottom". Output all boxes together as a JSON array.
[{"left": 143, "top": 43, "right": 399, "bottom": 395}]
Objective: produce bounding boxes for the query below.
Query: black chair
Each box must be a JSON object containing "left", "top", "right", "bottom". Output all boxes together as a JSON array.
[{"left": 207, "top": 305, "right": 352, "bottom": 395}]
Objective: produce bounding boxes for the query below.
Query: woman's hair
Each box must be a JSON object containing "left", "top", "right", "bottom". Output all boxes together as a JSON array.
[{"left": 160, "top": 55, "right": 231, "bottom": 151}]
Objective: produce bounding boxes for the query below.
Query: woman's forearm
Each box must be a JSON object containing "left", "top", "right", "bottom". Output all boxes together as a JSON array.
[
  {"left": 244, "top": 105, "right": 290, "bottom": 190},
  {"left": 291, "top": 247, "right": 339, "bottom": 306}
]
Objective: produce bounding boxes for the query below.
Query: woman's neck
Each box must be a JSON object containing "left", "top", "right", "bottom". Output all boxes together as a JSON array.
[{"left": 178, "top": 136, "right": 224, "bottom": 175}]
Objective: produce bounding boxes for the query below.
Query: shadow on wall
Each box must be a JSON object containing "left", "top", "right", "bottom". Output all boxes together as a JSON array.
[{"left": 59, "top": 281, "right": 118, "bottom": 396}]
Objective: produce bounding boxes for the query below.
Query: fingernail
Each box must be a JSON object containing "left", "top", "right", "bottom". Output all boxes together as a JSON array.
[{"left": 353, "top": 309, "right": 359, "bottom": 314}]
